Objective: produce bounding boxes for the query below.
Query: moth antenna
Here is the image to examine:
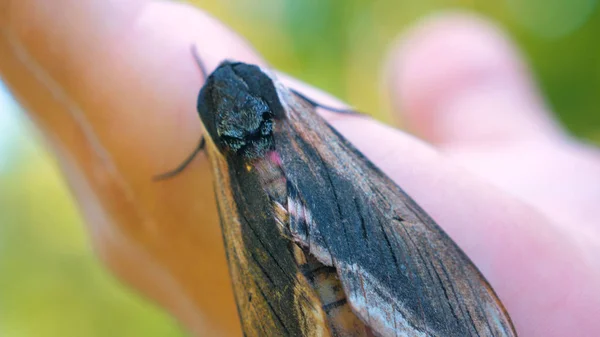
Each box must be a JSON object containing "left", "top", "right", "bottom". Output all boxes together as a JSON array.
[
  {"left": 290, "top": 89, "right": 363, "bottom": 115},
  {"left": 191, "top": 44, "right": 208, "bottom": 81},
  {"left": 153, "top": 137, "right": 206, "bottom": 181}
]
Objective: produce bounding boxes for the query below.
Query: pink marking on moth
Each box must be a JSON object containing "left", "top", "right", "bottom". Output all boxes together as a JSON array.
[
  {"left": 252, "top": 150, "right": 287, "bottom": 195},
  {"left": 267, "top": 150, "right": 283, "bottom": 166}
]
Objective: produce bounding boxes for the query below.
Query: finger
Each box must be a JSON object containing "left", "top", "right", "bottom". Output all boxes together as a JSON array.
[
  {"left": 388, "top": 12, "right": 565, "bottom": 146},
  {"left": 385, "top": 12, "right": 600, "bottom": 232},
  {"left": 0, "top": 1, "right": 261, "bottom": 335}
]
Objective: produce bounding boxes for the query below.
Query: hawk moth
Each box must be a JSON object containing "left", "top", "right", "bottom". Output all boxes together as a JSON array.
[{"left": 160, "top": 57, "right": 517, "bottom": 337}]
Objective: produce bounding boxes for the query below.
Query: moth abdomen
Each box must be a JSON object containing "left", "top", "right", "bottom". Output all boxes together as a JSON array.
[{"left": 297, "top": 250, "right": 375, "bottom": 337}]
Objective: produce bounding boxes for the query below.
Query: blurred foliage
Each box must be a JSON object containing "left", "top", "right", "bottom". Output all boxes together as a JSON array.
[{"left": 0, "top": 0, "right": 598, "bottom": 336}]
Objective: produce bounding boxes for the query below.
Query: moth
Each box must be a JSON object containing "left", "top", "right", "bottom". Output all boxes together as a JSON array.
[{"left": 159, "top": 53, "right": 517, "bottom": 337}]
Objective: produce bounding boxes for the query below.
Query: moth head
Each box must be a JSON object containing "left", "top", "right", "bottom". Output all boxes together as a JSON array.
[{"left": 197, "top": 61, "right": 285, "bottom": 160}]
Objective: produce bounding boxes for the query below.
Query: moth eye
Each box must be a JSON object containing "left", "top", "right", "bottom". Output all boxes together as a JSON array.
[{"left": 261, "top": 119, "right": 273, "bottom": 136}]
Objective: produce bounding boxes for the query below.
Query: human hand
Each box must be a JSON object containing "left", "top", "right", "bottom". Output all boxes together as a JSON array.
[{"left": 0, "top": 1, "right": 598, "bottom": 336}]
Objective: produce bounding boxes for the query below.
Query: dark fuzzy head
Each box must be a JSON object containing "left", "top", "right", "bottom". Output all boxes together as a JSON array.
[{"left": 197, "top": 61, "right": 285, "bottom": 159}]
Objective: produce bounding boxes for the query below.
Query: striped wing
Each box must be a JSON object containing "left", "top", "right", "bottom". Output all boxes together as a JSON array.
[{"left": 272, "top": 85, "right": 517, "bottom": 337}]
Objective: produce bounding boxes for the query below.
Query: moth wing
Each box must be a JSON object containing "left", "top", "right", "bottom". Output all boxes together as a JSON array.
[
  {"left": 208, "top": 145, "right": 332, "bottom": 337},
  {"left": 273, "top": 87, "right": 517, "bottom": 337}
]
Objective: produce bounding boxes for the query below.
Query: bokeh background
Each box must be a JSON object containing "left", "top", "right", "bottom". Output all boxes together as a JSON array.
[{"left": 1, "top": 0, "right": 599, "bottom": 336}]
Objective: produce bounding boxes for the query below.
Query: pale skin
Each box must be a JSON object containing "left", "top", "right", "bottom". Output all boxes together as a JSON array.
[{"left": 1, "top": 1, "right": 599, "bottom": 336}]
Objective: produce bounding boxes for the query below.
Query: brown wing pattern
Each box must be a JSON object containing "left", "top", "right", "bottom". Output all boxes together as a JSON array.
[
  {"left": 205, "top": 137, "right": 333, "bottom": 337},
  {"left": 272, "top": 83, "right": 517, "bottom": 337}
]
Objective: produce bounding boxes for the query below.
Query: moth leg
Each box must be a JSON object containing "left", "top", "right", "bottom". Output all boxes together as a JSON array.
[
  {"left": 290, "top": 89, "right": 363, "bottom": 115},
  {"left": 153, "top": 46, "right": 208, "bottom": 182},
  {"left": 191, "top": 44, "right": 208, "bottom": 81},
  {"left": 153, "top": 137, "right": 206, "bottom": 181}
]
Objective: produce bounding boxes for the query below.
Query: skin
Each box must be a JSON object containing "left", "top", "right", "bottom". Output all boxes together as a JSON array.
[{"left": 0, "top": 1, "right": 599, "bottom": 336}]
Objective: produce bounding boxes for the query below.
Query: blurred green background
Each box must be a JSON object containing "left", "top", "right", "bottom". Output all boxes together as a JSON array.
[{"left": 0, "top": 0, "right": 598, "bottom": 336}]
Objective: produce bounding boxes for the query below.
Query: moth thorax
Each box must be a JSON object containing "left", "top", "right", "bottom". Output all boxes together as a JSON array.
[{"left": 216, "top": 94, "right": 275, "bottom": 159}]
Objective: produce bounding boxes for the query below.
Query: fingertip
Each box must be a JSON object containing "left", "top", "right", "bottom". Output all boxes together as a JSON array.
[
  {"left": 0, "top": 2, "right": 256, "bottom": 335},
  {"left": 386, "top": 12, "right": 563, "bottom": 146}
]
